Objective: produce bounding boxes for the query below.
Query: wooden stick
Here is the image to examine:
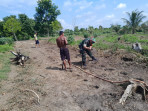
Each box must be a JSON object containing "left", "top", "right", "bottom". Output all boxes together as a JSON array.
[
  {"left": 72, "top": 64, "right": 129, "bottom": 83},
  {"left": 10, "top": 51, "right": 18, "bottom": 56},
  {"left": 24, "top": 89, "right": 40, "bottom": 104}
]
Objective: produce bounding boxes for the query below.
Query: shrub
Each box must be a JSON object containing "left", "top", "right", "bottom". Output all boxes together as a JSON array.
[
  {"left": 122, "top": 35, "right": 139, "bottom": 43},
  {"left": 93, "top": 33, "right": 99, "bottom": 38},
  {"left": 17, "top": 32, "right": 30, "bottom": 40},
  {"left": 68, "top": 35, "right": 74, "bottom": 44},
  {"left": 0, "top": 37, "right": 14, "bottom": 45},
  {"left": 0, "top": 44, "right": 13, "bottom": 52},
  {"left": 48, "top": 37, "right": 57, "bottom": 44},
  {"left": 83, "top": 33, "right": 90, "bottom": 38}
]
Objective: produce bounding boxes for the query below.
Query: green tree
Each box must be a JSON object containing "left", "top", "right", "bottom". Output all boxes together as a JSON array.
[
  {"left": 0, "top": 21, "right": 4, "bottom": 37},
  {"left": 74, "top": 26, "right": 79, "bottom": 35},
  {"left": 111, "top": 24, "right": 121, "bottom": 33},
  {"left": 3, "top": 15, "right": 16, "bottom": 22},
  {"left": 64, "top": 29, "right": 73, "bottom": 36},
  {"left": 4, "top": 17, "right": 21, "bottom": 41},
  {"left": 122, "top": 10, "right": 146, "bottom": 34},
  {"left": 3, "top": 15, "right": 17, "bottom": 37},
  {"left": 141, "top": 21, "right": 148, "bottom": 33},
  {"left": 34, "top": 0, "right": 60, "bottom": 37},
  {"left": 99, "top": 25, "right": 103, "bottom": 30},
  {"left": 88, "top": 26, "right": 94, "bottom": 35},
  {"left": 18, "top": 14, "right": 35, "bottom": 37},
  {"left": 51, "top": 20, "right": 63, "bottom": 36}
]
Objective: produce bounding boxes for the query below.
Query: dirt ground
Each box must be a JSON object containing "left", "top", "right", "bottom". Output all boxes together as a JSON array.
[{"left": 0, "top": 39, "right": 148, "bottom": 111}]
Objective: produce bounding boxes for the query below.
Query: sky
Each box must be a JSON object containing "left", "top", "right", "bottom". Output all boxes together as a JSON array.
[{"left": 0, "top": 0, "right": 148, "bottom": 30}]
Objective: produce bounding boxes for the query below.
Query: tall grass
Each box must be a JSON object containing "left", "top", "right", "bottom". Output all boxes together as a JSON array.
[
  {"left": 48, "top": 37, "right": 57, "bottom": 44},
  {"left": 0, "top": 44, "right": 13, "bottom": 53},
  {"left": 0, "top": 53, "right": 11, "bottom": 80},
  {"left": 0, "top": 44, "right": 14, "bottom": 80}
]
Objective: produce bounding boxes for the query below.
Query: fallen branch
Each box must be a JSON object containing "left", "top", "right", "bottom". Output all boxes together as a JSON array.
[
  {"left": 119, "top": 78, "right": 148, "bottom": 105},
  {"left": 119, "top": 84, "right": 136, "bottom": 105},
  {"left": 72, "top": 64, "right": 148, "bottom": 104},
  {"left": 10, "top": 51, "right": 29, "bottom": 66},
  {"left": 72, "top": 64, "right": 129, "bottom": 83},
  {"left": 24, "top": 89, "right": 40, "bottom": 105}
]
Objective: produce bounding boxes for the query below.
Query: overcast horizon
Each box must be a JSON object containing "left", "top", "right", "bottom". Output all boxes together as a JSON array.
[{"left": 0, "top": 0, "right": 148, "bottom": 30}]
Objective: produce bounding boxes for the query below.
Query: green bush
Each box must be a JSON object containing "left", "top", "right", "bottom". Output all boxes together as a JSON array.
[
  {"left": 0, "top": 44, "right": 13, "bottom": 53},
  {"left": 17, "top": 32, "right": 30, "bottom": 40},
  {"left": 103, "top": 35, "right": 118, "bottom": 43},
  {"left": 93, "top": 42, "right": 110, "bottom": 50},
  {"left": 68, "top": 35, "right": 74, "bottom": 44},
  {"left": 139, "top": 39, "right": 148, "bottom": 44},
  {"left": 70, "top": 40, "right": 81, "bottom": 46},
  {"left": 83, "top": 33, "right": 90, "bottom": 38},
  {"left": 122, "top": 35, "right": 139, "bottom": 43},
  {"left": 93, "top": 33, "right": 99, "bottom": 38},
  {"left": 0, "top": 38, "right": 14, "bottom": 45},
  {"left": 48, "top": 37, "right": 57, "bottom": 44}
]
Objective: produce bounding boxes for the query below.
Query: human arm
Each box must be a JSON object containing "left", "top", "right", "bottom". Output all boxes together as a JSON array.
[
  {"left": 64, "top": 37, "right": 68, "bottom": 45},
  {"left": 83, "top": 44, "right": 92, "bottom": 50}
]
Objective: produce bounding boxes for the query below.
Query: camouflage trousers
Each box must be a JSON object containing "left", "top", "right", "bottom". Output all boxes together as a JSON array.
[{"left": 81, "top": 49, "right": 95, "bottom": 65}]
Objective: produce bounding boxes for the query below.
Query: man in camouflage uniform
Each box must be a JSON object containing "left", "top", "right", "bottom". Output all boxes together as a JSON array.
[{"left": 79, "top": 38, "right": 97, "bottom": 67}]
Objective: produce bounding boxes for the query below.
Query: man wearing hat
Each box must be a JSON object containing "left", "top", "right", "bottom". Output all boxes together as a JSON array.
[{"left": 79, "top": 38, "right": 97, "bottom": 67}]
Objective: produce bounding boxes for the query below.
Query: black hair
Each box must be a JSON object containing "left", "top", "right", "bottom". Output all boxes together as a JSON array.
[{"left": 59, "top": 31, "right": 63, "bottom": 36}]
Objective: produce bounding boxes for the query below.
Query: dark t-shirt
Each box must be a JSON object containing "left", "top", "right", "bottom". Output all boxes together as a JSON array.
[{"left": 79, "top": 38, "right": 92, "bottom": 49}]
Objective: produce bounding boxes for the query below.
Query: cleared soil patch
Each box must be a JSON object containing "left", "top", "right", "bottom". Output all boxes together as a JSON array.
[{"left": 0, "top": 39, "right": 148, "bottom": 111}]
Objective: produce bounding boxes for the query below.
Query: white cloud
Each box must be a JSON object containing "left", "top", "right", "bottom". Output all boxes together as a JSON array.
[
  {"left": 95, "top": 4, "right": 106, "bottom": 10},
  {"left": 84, "top": 15, "right": 96, "bottom": 22},
  {"left": 106, "top": 14, "right": 115, "bottom": 19},
  {"left": 75, "top": 1, "right": 93, "bottom": 11},
  {"left": 0, "top": 0, "right": 13, "bottom": 7},
  {"left": 117, "top": 3, "right": 126, "bottom": 9},
  {"left": 0, "top": 0, "right": 37, "bottom": 7},
  {"left": 9, "top": 10, "right": 22, "bottom": 15},
  {"left": 58, "top": 18, "right": 73, "bottom": 30},
  {"left": 76, "top": 11, "right": 93, "bottom": 18},
  {"left": 64, "top": 0, "right": 72, "bottom": 7}
]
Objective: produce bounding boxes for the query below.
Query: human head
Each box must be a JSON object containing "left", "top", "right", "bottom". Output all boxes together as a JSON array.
[
  {"left": 35, "top": 32, "right": 37, "bottom": 35},
  {"left": 59, "top": 31, "right": 64, "bottom": 36},
  {"left": 89, "top": 38, "right": 96, "bottom": 45}
]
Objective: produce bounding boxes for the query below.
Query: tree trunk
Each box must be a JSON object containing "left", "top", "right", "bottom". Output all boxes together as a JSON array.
[
  {"left": 13, "top": 33, "right": 18, "bottom": 41},
  {"left": 47, "top": 29, "right": 49, "bottom": 38}
]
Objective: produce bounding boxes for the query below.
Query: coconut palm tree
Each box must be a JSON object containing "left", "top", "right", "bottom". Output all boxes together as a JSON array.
[{"left": 122, "top": 10, "right": 146, "bottom": 34}]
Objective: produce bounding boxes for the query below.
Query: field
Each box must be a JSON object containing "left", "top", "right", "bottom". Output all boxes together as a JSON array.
[{"left": 0, "top": 35, "right": 148, "bottom": 111}]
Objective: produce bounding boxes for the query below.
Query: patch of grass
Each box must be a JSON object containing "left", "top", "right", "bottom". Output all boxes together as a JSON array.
[
  {"left": 93, "top": 42, "right": 110, "bottom": 50},
  {"left": 103, "top": 35, "right": 118, "bottom": 43},
  {"left": 121, "top": 34, "right": 139, "bottom": 43},
  {"left": 0, "top": 44, "right": 13, "bottom": 53},
  {"left": 110, "top": 43, "right": 126, "bottom": 52},
  {"left": 138, "top": 39, "right": 148, "bottom": 44},
  {"left": 0, "top": 53, "right": 11, "bottom": 80},
  {"left": 48, "top": 37, "right": 57, "bottom": 44},
  {"left": 70, "top": 40, "right": 81, "bottom": 46}
]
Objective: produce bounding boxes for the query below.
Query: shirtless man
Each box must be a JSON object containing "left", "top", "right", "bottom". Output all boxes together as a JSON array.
[{"left": 56, "top": 31, "right": 71, "bottom": 70}]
